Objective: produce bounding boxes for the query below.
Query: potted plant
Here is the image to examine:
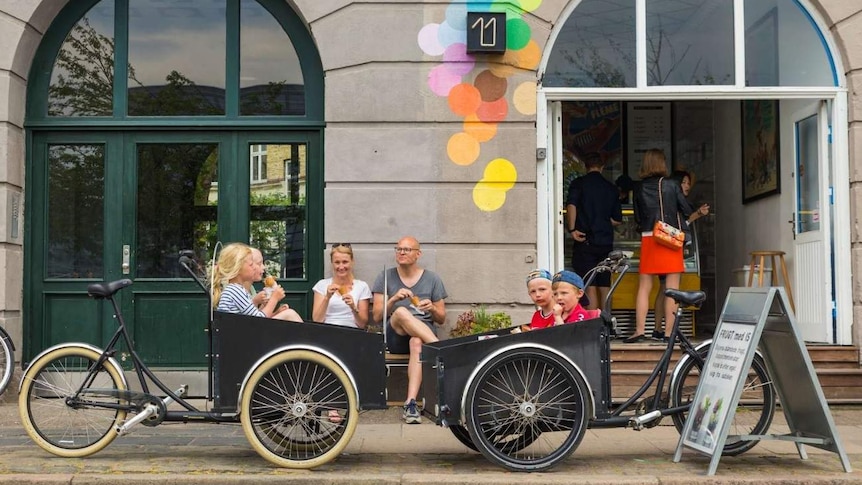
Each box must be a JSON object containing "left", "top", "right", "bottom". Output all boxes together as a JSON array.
[{"left": 450, "top": 305, "right": 513, "bottom": 337}]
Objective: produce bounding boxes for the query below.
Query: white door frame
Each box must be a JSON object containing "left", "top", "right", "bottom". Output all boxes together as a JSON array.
[{"left": 535, "top": 89, "right": 851, "bottom": 344}]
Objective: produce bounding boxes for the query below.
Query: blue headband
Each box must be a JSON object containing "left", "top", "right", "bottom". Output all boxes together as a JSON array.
[
  {"left": 553, "top": 270, "right": 585, "bottom": 290},
  {"left": 526, "top": 269, "right": 552, "bottom": 285}
]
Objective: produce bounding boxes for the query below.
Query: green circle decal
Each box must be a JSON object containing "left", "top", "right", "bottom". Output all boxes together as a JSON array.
[{"left": 507, "top": 18, "right": 531, "bottom": 51}]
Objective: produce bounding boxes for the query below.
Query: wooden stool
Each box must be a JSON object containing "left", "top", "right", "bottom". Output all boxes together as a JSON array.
[{"left": 747, "top": 250, "right": 795, "bottom": 312}]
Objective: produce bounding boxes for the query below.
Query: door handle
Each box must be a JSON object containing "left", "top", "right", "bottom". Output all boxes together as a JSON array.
[
  {"left": 122, "top": 245, "right": 130, "bottom": 274},
  {"left": 788, "top": 217, "right": 796, "bottom": 241}
]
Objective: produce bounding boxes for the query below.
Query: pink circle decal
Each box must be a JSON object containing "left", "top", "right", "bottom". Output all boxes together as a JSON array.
[
  {"left": 443, "top": 43, "right": 475, "bottom": 76},
  {"left": 418, "top": 23, "right": 444, "bottom": 56},
  {"left": 428, "top": 65, "right": 463, "bottom": 97}
]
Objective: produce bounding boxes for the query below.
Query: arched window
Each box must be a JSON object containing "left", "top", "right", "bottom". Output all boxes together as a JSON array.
[
  {"left": 25, "top": 0, "right": 324, "bottom": 365},
  {"left": 543, "top": 0, "right": 836, "bottom": 88}
]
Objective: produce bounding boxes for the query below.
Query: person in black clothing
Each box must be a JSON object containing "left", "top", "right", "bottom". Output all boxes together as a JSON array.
[
  {"left": 623, "top": 149, "right": 692, "bottom": 343},
  {"left": 565, "top": 152, "right": 623, "bottom": 310}
]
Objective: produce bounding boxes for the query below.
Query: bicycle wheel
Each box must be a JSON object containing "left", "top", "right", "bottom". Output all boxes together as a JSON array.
[
  {"left": 669, "top": 345, "right": 775, "bottom": 456},
  {"left": 449, "top": 424, "right": 478, "bottom": 451},
  {"left": 465, "top": 348, "right": 590, "bottom": 471},
  {"left": 0, "top": 330, "right": 13, "bottom": 397},
  {"left": 19, "top": 345, "right": 127, "bottom": 457},
  {"left": 240, "top": 349, "right": 358, "bottom": 469}
]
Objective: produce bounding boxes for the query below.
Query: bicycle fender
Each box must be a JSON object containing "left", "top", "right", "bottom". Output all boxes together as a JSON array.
[{"left": 19, "top": 343, "right": 127, "bottom": 394}]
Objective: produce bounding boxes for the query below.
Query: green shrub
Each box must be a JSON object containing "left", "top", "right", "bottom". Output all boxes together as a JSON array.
[{"left": 450, "top": 305, "right": 512, "bottom": 337}]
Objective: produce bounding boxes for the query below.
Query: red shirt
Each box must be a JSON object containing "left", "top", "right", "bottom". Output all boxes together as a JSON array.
[
  {"left": 530, "top": 310, "right": 555, "bottom": 329},
  {"left": 564, "top": 305, "right": 601, "bottom": 324}
]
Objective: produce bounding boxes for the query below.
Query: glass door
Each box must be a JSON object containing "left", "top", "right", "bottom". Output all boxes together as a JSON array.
[{"left": 791, "top": 102, "right": 833, "bottom": 343}]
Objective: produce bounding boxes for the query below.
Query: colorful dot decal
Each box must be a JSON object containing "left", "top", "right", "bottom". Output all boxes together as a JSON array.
[{"left": 418, "top": 1, "right": 541, "bottom": 211}]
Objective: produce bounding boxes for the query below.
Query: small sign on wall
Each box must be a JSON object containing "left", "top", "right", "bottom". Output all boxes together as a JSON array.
[{"left": 467, "top": 12, "right": 506, "bottom": 54}]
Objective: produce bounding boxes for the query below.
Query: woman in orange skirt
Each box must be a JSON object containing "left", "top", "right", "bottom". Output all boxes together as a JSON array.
[{"left": 624, "top": 149, "right": 691, "bottom": 343}]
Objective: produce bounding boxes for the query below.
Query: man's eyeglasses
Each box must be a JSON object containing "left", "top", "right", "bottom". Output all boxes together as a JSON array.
[
  {"left": 332, "top": 243, "right": 352, "bottom": 249},
  {"left": 394, "top": 247, "right": 417, "bottom": 254}
]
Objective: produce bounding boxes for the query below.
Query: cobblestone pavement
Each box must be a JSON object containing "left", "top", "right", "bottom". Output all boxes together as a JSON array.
[{"left": 1, "top": 399, "right": 861, "bottom": 484}]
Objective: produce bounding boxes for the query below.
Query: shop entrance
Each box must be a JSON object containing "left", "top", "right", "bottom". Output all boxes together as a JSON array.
[
  {"left": 546, "top": 97, "right": 841, "bottom": 342},
  {"left": 537, "top": 0, "right": 849, "bottom": 343}
]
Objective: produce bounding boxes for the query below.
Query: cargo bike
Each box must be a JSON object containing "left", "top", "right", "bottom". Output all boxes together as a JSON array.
[
  {"left": 421, "top": 251, "right": 776, "bottom": 471},
  {"left": 17, "top": 252, "right": 775, "bottom": 472}
]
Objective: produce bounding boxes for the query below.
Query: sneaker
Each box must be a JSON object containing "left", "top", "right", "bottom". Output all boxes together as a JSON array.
[
  {"left": 651, "top": 330, "right": 664, "bottom": 341},
  {"left": 402, "top": 399, "right": 421, "bottom": 424}
]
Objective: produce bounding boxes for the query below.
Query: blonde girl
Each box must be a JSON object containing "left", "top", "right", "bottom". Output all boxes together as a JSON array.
[{"left": 212, "top": 242, "right": 302, "bottom": 322}]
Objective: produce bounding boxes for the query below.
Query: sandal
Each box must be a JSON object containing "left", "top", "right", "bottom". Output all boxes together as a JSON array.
[
  {"left": 328, "top": 409, "right": 343, "bottom": 423},
  {"left": 622, "top": 333, "right": 645, "bottom": 344}
]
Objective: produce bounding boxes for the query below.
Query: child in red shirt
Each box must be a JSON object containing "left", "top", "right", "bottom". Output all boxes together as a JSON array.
[
  {"left": 552, "top": 270, "right": 601, "bottom": 325},
  {"left": 526, "top": 269, "right": 555, "bottom": 329}
]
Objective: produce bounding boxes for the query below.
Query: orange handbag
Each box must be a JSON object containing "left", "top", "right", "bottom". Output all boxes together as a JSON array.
[{"left": 651, "top": 178, "right": 685, "bottom": 249}]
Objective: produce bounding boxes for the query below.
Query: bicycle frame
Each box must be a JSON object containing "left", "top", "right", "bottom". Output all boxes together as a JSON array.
[
  {"left": 581, "top": 254, "right": 707, "bottom": 428},
  {"left": 68, "top": 281, "right": 234, "bottom": 423}
]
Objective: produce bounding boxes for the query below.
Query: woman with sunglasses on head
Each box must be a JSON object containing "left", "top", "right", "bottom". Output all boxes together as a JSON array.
[{"left": 311, "top": 243, "right": 371, "bottom": 329}]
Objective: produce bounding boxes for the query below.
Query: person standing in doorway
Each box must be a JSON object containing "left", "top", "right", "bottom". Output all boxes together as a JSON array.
[
  {"left": 625, "top": 149, "right": 691, "bottom": 343},
  {"left": 652, "top": 170, "right": 709, "bottom": 339},
  {"left": 565, "top": 152, "right": 623, "bottom": 310}
]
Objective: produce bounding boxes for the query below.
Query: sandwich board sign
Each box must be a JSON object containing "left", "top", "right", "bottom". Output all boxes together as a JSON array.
[{"left": 673, "top": 287, "right": 851, "bottom": 476}]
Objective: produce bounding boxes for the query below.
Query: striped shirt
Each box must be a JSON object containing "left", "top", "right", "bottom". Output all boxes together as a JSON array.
[{"left": 217, "top": 283, "right": 264, "bottom": 317}]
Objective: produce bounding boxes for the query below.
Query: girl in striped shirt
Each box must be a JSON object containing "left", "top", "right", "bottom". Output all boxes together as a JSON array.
[{"left": 212, "top": 242, "right": 302, "bottom": 322}]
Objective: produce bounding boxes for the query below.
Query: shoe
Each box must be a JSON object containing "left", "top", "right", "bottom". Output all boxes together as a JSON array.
[
  {"left": 403, "top": 399, "right": 421, "bottom": 424},
  {"left": 651, "top": 330, "right": 664, "bottom": 340},
  {"left": 622, "top": 334, "right": 645, "bottom": 343}
]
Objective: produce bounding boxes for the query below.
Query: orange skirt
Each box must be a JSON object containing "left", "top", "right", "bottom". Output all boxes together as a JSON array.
[{"left": 639, "top": 235, "right": 684, "bottom": 275}]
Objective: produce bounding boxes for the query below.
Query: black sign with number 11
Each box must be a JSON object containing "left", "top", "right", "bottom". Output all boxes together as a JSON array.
[{"left": 467, "top": 12, "right": 506, "bottom": 54}]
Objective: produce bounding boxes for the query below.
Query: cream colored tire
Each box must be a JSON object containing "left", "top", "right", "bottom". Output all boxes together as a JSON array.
[
  {"left": 19, "top": 345, "right": 127, "bottom": 457},
  {"left": 240, "top": 349, "right": 358, "bottom": 469}
]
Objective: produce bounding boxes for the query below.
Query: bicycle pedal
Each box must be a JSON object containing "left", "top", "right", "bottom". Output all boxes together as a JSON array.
[{"left": 629, "top": 410, "right": 662, "bottom": 430}]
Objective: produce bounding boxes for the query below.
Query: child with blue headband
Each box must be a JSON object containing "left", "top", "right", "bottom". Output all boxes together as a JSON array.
[
  {"left": 525, "top": 269, "right": 556, "bottom": 329},
  {"left": 552, "top": 270, "right": 601, "bottom": 325}
]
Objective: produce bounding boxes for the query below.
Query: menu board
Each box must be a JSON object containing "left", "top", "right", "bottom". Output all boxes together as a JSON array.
[
  {"left": 626, "top": 102, "right": 671, "bottom": 178},
  {"left": 682, "top": 321, "right": 755, "bottom": 454}
]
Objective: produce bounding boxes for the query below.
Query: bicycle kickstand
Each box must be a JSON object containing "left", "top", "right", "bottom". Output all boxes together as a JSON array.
[{"left": 116, "top": 385, "right": 188, "bottom": 435}]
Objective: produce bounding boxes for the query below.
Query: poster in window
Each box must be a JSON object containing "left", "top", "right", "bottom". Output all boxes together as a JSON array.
[{"left": 562, "top": 101, "right": 623, "bottom": 187}]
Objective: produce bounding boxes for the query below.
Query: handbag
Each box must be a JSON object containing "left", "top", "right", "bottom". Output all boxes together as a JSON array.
[{"left": 651, "top": 177, "right": 685, "bottom": 249}]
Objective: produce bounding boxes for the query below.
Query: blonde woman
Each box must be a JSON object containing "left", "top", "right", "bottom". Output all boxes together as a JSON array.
[
  {"left": 212, "top": 242, "right": 302, "bottom": 322},
  {"left": 625, "top": 149, "right": 691, "bottom": 343},
  {"left": 312, "top": 243, "right": 370, "bottom": 329}
]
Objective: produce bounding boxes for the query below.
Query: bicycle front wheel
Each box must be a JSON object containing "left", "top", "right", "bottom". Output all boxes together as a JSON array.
[
  {"left": 465, "top": 348, "right": 590, "bottom": 471},
  {"left": 0, "top": 330, "right": 13, "bottom": 397},
  {"left": 19, "top": 345, "right": 127, "bottom": 457},
  {"left": 669, "top": 345, "right": 775, "bottom": 456},
  {"left": 240, "top": 349, "right": 358, "bottom": 469}
]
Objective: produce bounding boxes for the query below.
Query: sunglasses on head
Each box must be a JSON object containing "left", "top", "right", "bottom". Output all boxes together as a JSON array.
[{"left": 332, "top": 242, "right": 352, "bottom": 249}]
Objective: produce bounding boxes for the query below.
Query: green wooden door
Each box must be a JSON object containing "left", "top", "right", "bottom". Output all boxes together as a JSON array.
[{"left": 26, "top": 131, "right": 322, "bottom": 366}]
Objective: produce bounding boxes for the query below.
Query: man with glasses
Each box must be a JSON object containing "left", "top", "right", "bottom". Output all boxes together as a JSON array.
[{"left": 372, "top": 236, "right": 448, "bottom": 424}]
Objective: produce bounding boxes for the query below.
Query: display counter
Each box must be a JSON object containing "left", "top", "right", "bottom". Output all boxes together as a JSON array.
[{"left": 609, "top": 206, "right": 701, "bottom": 336}]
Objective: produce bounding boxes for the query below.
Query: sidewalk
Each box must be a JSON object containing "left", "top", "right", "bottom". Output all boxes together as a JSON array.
[{"left": 0, "top": 401, "right": 861, "bottom": 484}]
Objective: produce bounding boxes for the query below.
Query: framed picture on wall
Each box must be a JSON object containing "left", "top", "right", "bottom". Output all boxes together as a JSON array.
[{"left": 741, "top": 100, "right": 780, "bottom": 204}]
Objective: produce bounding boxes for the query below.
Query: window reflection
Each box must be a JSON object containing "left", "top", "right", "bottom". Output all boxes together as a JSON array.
[
  {"left": 47, "top": 145, "right": 105, "bottom": 278},
  {"left": 543, "top": 0, "right": 635, "bottom": 88},
  {"left": 249, "top": 143, "right": 307, "bottom": 279},
  {"left": 745, "top": 0, "right": 834, "bottom": 87},
  {"left": 240, "top": 0, "right": 305, "bottom": 115},
  {"left": 796, "top": 115, "right": 819, "bottom": 233},
  {"left": 128, "top": 0, "right": 226, "bottom": 116},
  {"left": 646, "top": 0, "right": 734, "bottom": 86},
  {"left": 48, "top": 0, "right": 114, "bottom": 117},
  {"left": 136, "top": 144, "right": 219, "bottom": 278}
]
